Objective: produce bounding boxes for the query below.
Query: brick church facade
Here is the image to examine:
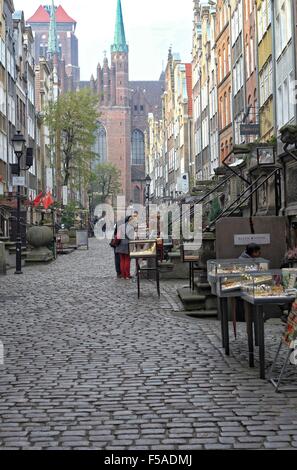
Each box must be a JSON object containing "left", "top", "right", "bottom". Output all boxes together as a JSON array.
[{"left": 82, "top": 0, "right": 164, "bottom": 204}]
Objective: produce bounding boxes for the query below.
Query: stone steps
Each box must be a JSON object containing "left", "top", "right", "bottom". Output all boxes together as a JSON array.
[
  {"left": 186, "top": 310, "right": 218, "bottom": 318},
  {"left": 177, "top": 286, "right": 218, "bottom": 314},
  {"left": 158, "top": 261, "right": 174, "bottom": 271},
  {"left": 8, "top": 246, "right": 27, "bottom": 254},
  {"left": 194, "top": 281, "right": 212, "bottom": 292},
  {"left": 177, "top": 287, "right": 207, "bottom": 312}
]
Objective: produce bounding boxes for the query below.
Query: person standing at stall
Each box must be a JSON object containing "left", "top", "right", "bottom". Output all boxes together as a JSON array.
[
  {"left": 110, "top": 221, "right": 122, "bottom": 278},
  {"left": 239, "top": 243, "right": 262, "bottom": 259},
  {"left": 116, "top": 216, "right": 135, "bottom": 279}
]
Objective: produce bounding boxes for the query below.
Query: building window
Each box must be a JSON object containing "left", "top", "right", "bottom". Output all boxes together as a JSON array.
[
  {"left": 94, "top": 123, "right": 107, "bottom": 162},
  {"left": 140, "top": 105, "right": 144, "bottom": 112},
  {"left": 132, "top": 129, "right": 145, "bottom": 165},
  {"left": 133, "top": 186, "right": 141, "bottom": 204}
]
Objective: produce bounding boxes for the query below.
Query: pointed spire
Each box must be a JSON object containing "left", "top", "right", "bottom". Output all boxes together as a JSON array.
[
  {"left": 111, "top": 0, "right": 128, "bottom": 54},
  {"left": 48, "top": 0, "right": 59, "bottom": 57}
]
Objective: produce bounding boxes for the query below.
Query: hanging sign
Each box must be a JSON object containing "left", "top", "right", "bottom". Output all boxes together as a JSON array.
[
  {"left": 240, "top": 123, "right": 260, "bottom": 136},
  {"left": 62, "top": 185, "right": 68, "bottom": 206},
  {"left": 46, "top": 168, "right": 53, "bottom": 192},
  {"left": 12, "top": 176, "right": 25, "bottom": 187}
]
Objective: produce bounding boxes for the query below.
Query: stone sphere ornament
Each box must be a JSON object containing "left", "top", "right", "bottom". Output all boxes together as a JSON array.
[{"left": 27, "top": 226, "right": 53, "bottom": 248}]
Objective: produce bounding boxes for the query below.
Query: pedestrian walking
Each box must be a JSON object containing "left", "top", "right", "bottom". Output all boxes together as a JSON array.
[{"left": 115, "top": 215, "right": 135, "bottom": 279}]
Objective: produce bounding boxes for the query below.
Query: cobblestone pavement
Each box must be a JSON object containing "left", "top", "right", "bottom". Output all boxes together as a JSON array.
[{"left": 0, "top": 239, "right": 297, "bottom": 450}]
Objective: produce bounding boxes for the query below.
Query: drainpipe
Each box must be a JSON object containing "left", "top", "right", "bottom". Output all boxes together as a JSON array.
[
  {"left": 254, "top": 0, "right": 260, "bottom": 135},
  {"left": 291, "top": 0, "right": 297, "bottom": 123},
  {"left": 227, "top": 0, "right": 235, "bottom": 144},
  {"left": 271, "top": 0, "right": 277, "bottom": 135},
  {"left": 241, "top": 0, "right": 247, "bottom": 141},
  {"left": 5, "top": 21, "right": 9, "bottom": 190}
]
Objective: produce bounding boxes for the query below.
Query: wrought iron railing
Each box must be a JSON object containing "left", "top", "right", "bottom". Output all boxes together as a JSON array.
[{"left": 204, "top": 167, "right": 281, "bottom": 232}]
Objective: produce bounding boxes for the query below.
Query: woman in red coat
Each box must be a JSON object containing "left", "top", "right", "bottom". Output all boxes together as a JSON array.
[{"left": 115, "top": 216, "right": 135, "bottom": 279}]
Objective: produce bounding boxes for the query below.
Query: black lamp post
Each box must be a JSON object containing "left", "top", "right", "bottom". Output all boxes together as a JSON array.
[
  {"left": 145, "top": 174, "right": 151, "bottom": 237},
  {"left": 11, "top": 132, "right": 33, "bottom": 275}
]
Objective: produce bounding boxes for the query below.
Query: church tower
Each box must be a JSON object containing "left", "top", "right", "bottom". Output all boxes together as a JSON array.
[
  {"left": 96, "top": 0, "right": 131, "bottom": 203},
  {"left": 47, "top": 0, "right": 59, "bottom": 101},
  {"left": 47, "top": 0, "right": 58, "bottom": 59},
  {"left": 90, "top": 0, "right": 164, "bottom": 205},
  {"left": 111, "top": 0, "right": 129, "bottom": 107}
]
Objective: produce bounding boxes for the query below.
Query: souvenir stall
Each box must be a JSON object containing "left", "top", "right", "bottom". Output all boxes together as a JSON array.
[
  {"left": 207, "top": 258, "right": 270, "bottom": 356},
  {"left": 207, "top": 260, "right": 297, "bottom": 381}
]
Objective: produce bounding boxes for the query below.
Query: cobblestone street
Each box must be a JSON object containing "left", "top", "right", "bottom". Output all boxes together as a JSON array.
[{"left": 0, "top": 239, "right": 297, "bottom": 450}]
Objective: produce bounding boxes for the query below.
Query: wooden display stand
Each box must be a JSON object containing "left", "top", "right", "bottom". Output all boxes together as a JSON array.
[{"left": 129, "top": 239, "right": 160, "bottom": 298}]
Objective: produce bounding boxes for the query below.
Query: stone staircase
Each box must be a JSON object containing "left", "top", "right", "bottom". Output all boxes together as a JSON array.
[
  {"left": 0, "top": 237, "right": 27, "bottom": 271},
  {"left": 158, "top": 251, "right": 189, "bottom": 280},
  {"left": 177, "top": 279, "right": 217, "bottom": 317},
  {"left": 176, "top": 232, "right": 218, "bottom": 317}
]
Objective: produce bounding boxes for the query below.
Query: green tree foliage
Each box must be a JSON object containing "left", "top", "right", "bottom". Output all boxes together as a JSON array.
[
  {"left": 91, "top": 163, "right": 122, "bottom": 204},
  {"left": 61, "top": 201, "right": 77, "bottom": 229},
  {"left": 45, "top": 89, "right": 99, "bottom": 188}
]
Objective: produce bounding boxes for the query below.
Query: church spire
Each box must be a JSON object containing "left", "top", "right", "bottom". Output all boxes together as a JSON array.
[
  {"left": 48, "top": 0, "right": 59, "bottom": 57},
  {"left": 111, "top": 0, "right": 128, "bottom": 53}
]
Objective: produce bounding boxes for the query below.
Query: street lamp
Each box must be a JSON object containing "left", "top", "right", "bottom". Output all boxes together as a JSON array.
[
  {"left": 145, "top": 174, "right": 151, "bottom": 237},
  {"left": 11, "top": 131, "right": 32, "bottom": 275},
  {"left": 12, "top": 132, "right": 26, "bottom": 157}
]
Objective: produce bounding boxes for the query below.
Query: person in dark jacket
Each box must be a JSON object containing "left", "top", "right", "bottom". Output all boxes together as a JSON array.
[
  {"left": 115, "top": 216, "right": 135, "bottom": 279},
  {"left": 239, "top": 243, "right": 261, "bottom": 259},
  {"left": 111, "top": 221, "right": 121, "bottom": 278}
]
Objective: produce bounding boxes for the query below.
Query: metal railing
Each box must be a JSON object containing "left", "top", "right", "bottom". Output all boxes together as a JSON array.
[
  {"left": 204, "top": 167, "right": 281, "bottom": 232},
  {"left": 167, "top": 173, "right": 234, "bottom": 232}
]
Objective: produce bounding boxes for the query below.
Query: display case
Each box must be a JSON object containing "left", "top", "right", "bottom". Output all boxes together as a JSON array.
[
  {"left": 129, "top": 239, "right": 157, "bottom": 259},
  {"left": 241, "top": 270, "right": 297, "bottom": 303},
  {"left": 216, "top": 273, "right": 249, "bottom": 297},
  {"left": 207, "top": 258, "right": 269, "bottom": 283},
  {"left": 181, "top": 243, "right": 200, "bottom": 262}
]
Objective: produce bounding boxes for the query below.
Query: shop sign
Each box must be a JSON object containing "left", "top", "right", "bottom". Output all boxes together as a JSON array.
[
  {"left": 240, "top": 123, "right": 260, "bottom": 136},
  {"left": 234, "top": 234, "right": 271, "bottom": 245}
]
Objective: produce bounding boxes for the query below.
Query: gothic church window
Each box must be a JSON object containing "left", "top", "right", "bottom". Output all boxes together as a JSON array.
[
  {"left": 133, "top": 186, "right": 141, "bottom": 204},
  {"left": 94, "top": 123, "right": 107, "bottom": 162},
  {"left": 132, "top": 129, "right": 145, "bottom": 165}
]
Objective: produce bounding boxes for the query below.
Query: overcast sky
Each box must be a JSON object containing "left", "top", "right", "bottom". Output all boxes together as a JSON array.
[{"left": 14, "top": 0, "right": 193, "bottom": 81}]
